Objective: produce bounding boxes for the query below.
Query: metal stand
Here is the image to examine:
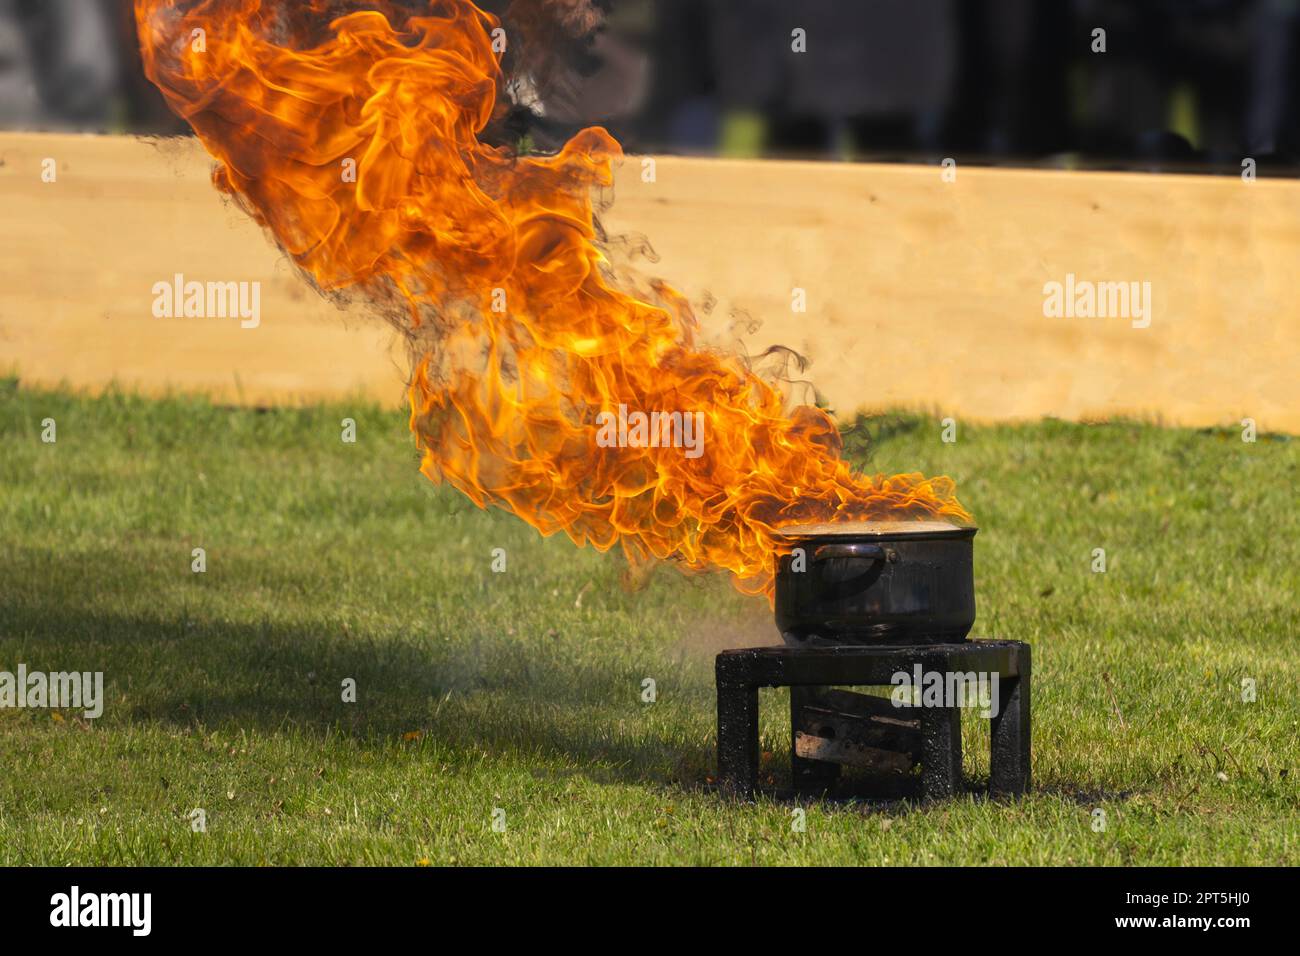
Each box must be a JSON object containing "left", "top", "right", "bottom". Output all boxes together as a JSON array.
[{"left": 715, "top": 640, "right": 1031, "bottom": 800}]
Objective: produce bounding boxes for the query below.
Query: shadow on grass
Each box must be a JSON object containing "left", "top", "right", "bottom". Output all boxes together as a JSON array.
[
  {"left": 0, "top": 540, "right": 1111, "bottom": 804},
  {"left": 0, "top": 589, "right": 721, "bottom": 790},
  {"left": 3, "top": 586, "right": 1122, "bottom": 801},
  {"left": 744, "top": 775, "right": 1135, "bottom": 813}
]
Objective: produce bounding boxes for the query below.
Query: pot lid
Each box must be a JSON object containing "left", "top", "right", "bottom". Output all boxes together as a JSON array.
[{"left": 773, "top": 519, "right": 976, "bottom": 539}]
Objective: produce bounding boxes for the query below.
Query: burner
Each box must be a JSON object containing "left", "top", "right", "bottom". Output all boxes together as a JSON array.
[{"left": 715, "top": 522, "right": 1031, "bottom": 799}]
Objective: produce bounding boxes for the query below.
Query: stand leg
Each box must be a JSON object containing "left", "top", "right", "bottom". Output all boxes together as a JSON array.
[
  {"left": 717, "top": 680, "right": 759, "bottom": 799},
  {"left": 919, "top": 704, "right": 962, "bottom": 800},
  {"left": 790, "top": 686, "right": 841, "bottom": 793},
  {"left": 990, "top": 670, "right": 1031, "bottom": 796}
]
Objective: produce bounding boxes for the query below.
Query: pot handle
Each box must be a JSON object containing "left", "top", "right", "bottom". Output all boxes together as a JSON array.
[{"left": 812, "top": 542, "right": 888, "bottom": 563}]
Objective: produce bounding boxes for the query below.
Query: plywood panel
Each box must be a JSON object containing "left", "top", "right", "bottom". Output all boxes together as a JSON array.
[
  {"left": 0, "top": 132, "right": 407, "bottom": 407},
  {"left": 2, "top": 132, "right": 1297, "bottom": 431},
  {"left": 603, "top": 155, "right": 1300, "bottom": 433}
]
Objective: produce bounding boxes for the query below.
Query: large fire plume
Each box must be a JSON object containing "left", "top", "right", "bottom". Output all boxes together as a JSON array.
[{"left": 135, "top": 0, "right": 971, "bottom": 597}]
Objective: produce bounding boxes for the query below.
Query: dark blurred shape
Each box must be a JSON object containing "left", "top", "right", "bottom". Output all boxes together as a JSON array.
[
  {"left": 1069, "top": 0, "right": 1254, "bottom": 167},
  {"left": 1247, "top": 0, "right": 1300, "bottom": 160},
  {"left": 1, "top": 0, "right": 186, "bottom": 132},
  {"left": 0, "top": 0, "right": 39, "bottom": 125},
  {"left": 9, "top": 0, "right": 119, "bottom": 127},
  {"left": 111, "top": 0, "right": 192, "bottom": 133},
  {"left": 636, "top": 0, "right": 715, "bottom": 150},
  {"left": 950, "top": 0, "right": 1071, "bottom": 158},
  {"left": 712, "top": 0, "right": 957, "bottom": 158}
]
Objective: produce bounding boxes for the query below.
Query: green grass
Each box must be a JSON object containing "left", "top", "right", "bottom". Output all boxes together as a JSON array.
[{"left": 0, "top": 378, "right": 1296, "bottom": 865}]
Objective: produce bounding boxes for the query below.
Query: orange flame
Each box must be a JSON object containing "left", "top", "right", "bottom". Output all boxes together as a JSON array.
[{"left": 135, "top": 0, "right": 971, "bottom": 597}]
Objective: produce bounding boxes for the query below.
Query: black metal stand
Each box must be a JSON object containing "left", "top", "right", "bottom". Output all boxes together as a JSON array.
[{"left": 715, "top": 640, "right": 1030, "bottom": 800}]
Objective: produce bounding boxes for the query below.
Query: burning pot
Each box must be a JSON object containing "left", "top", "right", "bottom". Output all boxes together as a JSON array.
[{"left": 773, "top": 521, "right": 976, "bottom": 645}]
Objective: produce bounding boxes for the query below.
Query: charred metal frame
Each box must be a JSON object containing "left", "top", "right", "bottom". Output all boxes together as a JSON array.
[{"left": 715, "top": 640, "right": 1031, "bottom": 800}]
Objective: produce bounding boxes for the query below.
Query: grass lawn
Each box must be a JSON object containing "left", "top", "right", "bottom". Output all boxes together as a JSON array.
[{"left": 0, "top": 377, "right": 1296, "bottom": 865}]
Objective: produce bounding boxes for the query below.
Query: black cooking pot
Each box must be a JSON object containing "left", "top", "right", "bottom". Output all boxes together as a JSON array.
[{"left": 773, "top": 521, "right": 977, "bottom": 645}]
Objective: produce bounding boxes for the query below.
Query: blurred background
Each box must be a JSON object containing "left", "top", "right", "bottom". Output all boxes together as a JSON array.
[{"left": 3, "top": 0, "right": 1299, "bottom": 174}]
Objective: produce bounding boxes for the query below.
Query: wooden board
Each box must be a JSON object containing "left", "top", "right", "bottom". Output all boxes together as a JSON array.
[
  {"left": 606, "top": 154, "right": 1300, "bottom": 434},
  {"left": 2, "top": 131, "right": 1298, "bottom": 432},
  {"left": 792, "top": 688, "right": 920, "bottom": 773},
  {"left": 794, "top": 731, "right": 914, "bottom": 774},
  {"left": 0, "top": 132, "right": 406, "bottom": 408}
]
